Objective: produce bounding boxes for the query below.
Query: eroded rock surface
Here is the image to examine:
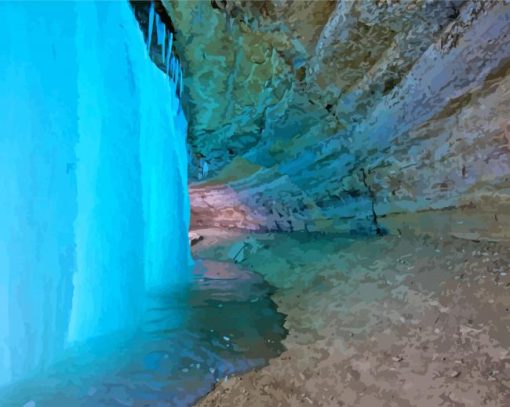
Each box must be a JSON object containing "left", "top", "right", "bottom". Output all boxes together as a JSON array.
[{"left": 166, "top": 0, "right": 510, "bottom": 231}]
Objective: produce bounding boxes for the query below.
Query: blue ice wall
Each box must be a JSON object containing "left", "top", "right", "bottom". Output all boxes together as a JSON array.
[
  {"left": 0, "top": 2, "right": 78, "bottom": 385},
  {"left": 0, "top": 1, "right": 190, "bottom": 385}
]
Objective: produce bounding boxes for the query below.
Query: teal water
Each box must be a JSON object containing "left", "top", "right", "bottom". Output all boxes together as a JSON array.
[{"left": 0, "top": 260, "right": 286, "bottom": 406}]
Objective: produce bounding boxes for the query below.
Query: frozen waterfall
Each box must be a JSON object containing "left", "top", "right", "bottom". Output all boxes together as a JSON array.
[{"left": 0, "top": 1, "right": 190, "bottom": 386}]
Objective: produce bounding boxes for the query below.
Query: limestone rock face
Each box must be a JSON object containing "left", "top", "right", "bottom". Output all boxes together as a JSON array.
[{"left": 167, "top": 0, "right": 510, "bottom": 231}]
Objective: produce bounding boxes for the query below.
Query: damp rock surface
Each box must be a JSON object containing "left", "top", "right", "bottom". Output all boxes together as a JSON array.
[{"left": 169, "top": 0, "right": 510, "bottom": 232}]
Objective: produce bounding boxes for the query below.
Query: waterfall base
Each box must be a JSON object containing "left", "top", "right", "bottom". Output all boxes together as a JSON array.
[{"left": 0, "top": 261, "right": 286, "bottom": 407}]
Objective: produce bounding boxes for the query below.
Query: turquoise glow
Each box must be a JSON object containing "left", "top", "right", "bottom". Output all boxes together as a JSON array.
[{"left": 0, "top": 1, "right": 190, "bottom": 385}]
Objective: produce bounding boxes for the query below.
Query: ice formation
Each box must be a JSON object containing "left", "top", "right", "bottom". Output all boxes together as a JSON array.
[{"left": 0, "top": 1, "right": 190, "bottom": 386}]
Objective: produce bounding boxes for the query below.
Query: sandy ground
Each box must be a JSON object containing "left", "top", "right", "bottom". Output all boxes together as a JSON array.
[{"left": 191, "top": 218, "right": 510, "bottom": 406}]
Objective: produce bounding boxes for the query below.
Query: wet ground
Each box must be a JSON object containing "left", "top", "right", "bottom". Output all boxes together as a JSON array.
[
  {"left": 0, "top": 260, "right": 286, "bottom": 407},
  {"left": 194, "top": 219, "right": 510, "bottom": 406}
]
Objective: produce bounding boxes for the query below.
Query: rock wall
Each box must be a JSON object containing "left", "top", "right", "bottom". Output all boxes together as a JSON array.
[
  {"left": 167, "top": 0, "right": 510, "bottom": 232},
  {"left": 189, "top": 185, "right": 265, "bottom": 230}
]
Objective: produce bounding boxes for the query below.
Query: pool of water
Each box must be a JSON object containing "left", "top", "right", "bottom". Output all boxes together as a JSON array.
[{"left": 0, "top": 260, "right": 287, "bottom": 406}]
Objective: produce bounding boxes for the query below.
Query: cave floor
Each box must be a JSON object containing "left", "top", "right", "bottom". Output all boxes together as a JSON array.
[{"left": 192, "top": 223, "right": 510, "bottom": 406}]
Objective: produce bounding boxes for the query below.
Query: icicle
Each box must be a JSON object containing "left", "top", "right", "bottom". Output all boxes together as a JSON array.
[
  {"left": 147, "top": 1, "right": 155, "bottom": 50},
  {"left": 202, "top": 160, "right": 209, "bottom": 178},
  {"left": 171, "top": 57, "right": 176, "bottom": 84},
  {"left": 165, "top": 32, "right": 173, "bottom": 74},
  {"left": 180, "top": 65, "right": 183, "bottom": 97},
  {"left": 176, "top": 60, "right": 181, "bottom": 91},
  {"left": 168, "top": 32, "right": 173, "bottom": 55},
  {"left": 155, "top": 12, "right": 166, "bottom": 59},
  {"left": 155, "top": 13, "right": 163, "bottom": 46},
  {"left": 161, "top": 28, "right": 166, "bottom": 61},
  {"left": 198, "top": 158, "right": 208, "bottom": 180},
  {"left": 173, "top": 58, "right": 178, "bottom": 83}
]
